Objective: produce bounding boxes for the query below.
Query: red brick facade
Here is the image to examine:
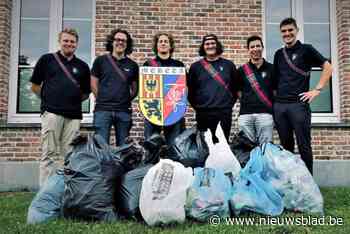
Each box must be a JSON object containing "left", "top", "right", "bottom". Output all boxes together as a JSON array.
[
  {"left": 1, "top": 0, "right": 350, "bottom": 162},
  {"left": 337, "top": 0, "right": 350, "bottom": 121},
  {"left": 0, "top": 0, "right": 11, "bottom": 124}
]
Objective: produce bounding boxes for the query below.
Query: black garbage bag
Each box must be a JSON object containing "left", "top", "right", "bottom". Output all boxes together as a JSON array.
[
  {"left": 118, "top": 164, "right": 153, "bottom": 220},
  {"left": 142, "top": 134, "right": 165, "bottom": 164},
  {"left": 167, "top": 126, "right": 209, "bottom": 167},
  {"left": 229, "top": 131, "right": 257, "bottom": 168},
  {"left": 62, "top": 134, "right": 142, "bottom": 222},
  {"left": 111, "top": 140, "right": 144, "bottom": 171}
]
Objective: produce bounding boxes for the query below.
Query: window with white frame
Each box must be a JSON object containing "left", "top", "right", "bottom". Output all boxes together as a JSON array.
[
  {"left": 8, "top": 0, "right": 95, "bottom": 123},
  {"left": 264, "top": 0, "right": 339, "bottom": 123}
]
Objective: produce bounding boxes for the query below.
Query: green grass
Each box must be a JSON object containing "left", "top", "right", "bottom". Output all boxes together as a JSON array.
[{"left": 0, "top": 188, "right": 349, "bottom": 234}]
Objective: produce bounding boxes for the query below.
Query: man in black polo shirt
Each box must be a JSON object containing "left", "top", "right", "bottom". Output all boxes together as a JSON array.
[
  {"left": 91, "top": 29, "right": 138, "bottom": 146},
  {"left": 273, "top": 18, "right": 333, "bottom": 174},
  {"left": 237, "top": 35, "right": 274, "bottom": 144},
  {"left": 143, "top": 33, "right": 186, "bottom": 145},
  {"left": 30, "top": 28, "right": 91, "bottom": 186},
  {"left": 188, "top": 34, "right": 238, "bottom": 141}
]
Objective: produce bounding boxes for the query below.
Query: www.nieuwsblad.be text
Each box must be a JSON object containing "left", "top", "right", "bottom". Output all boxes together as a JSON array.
[{"left": 208, "top": 215, "right": 344, "bottom": 226}]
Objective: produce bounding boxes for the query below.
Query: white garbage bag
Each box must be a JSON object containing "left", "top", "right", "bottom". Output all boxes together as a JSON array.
[
  {"left": 204, "top": 124, "right": 241, "bottom": 179},
  {"left": 139, "top": 159, "right": 194, "bottom": 226}
]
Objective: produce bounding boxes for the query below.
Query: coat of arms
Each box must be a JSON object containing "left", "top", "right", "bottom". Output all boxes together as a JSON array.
[{"left": 139, "top": 66, "right": 187, "bottom": 126}]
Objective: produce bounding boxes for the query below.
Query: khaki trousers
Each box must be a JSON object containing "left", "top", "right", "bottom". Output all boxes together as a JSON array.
[{"left": 39, "top": 111, "right": 80, "bottom": 186}]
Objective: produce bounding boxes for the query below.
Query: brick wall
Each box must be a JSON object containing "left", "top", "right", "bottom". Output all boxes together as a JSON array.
[
  {"left": 95, "top": 0, "right": 262, "bottom": 140},
  {"left": 337, "top": 0, "right": 350, "bottom": 121},
  {"left": 95, "top": 0, "right": 258, "bottom": 65},
  {"left": 0, "top": 128, "right": 41, "bottom": 161},
  {"left": 0, "top": 0, "right": 11, "bottom": 124},
  {"left": 1, "top": 126, "right": 350, "bottom": 161},
  {"left": 1, "top": 0, "right": 350, "bottom": 162},
  {"left": 313, "top": 127, "right": 350, "bottom": 160}
]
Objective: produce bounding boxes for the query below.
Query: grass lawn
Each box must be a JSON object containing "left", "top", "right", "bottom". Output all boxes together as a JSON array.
[{"left": 0, "top": 187, "right": 349, "bottom": 234}]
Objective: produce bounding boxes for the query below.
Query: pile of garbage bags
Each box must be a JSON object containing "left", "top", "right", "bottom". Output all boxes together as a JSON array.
[
  {"left": 27, "top": 124, "right": 324, "bottom": 226},
  {"left": 62, "top": 134, "right": 144, "bottom": 221}
]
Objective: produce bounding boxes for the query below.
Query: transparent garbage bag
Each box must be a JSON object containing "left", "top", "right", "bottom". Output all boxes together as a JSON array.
[{"left": 185, "top": 167, "right": 232, "bottom": 222}]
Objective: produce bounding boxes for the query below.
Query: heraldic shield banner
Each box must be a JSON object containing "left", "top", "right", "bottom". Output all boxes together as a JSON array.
[{"left": 139, "top": 66, "right": 187, "bottom": 126}]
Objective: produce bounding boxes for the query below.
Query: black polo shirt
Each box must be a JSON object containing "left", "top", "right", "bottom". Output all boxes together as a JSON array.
[
  {"left": 188, "top": 57, "right": 238, "bottom": 110},
  {"left": 273, "top": 40, "right": 327, "bottom": 102},
  {"left": 91, "top": 54, "right": 139, "bottom": 112},
  {"left": 237, "top": 59, "right": 274, "bottom": 115},
  {"left": 143, "top": 56, "right": 185, "bottom": 67},
  {"left": 30, "top": 51, "right": 91, "bottom": 119}
]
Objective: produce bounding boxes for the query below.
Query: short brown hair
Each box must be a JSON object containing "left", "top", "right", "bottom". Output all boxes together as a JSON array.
[
  {"left": 280, "top": 17, "right": 298, "bottom": 29},
  {"left": 247, "top": 35, "right": 264, "bottom": 49},
  {"left": 59, "top": 28, "right": 79, "bottom": 42},
  {"left": 152, "top": 33, "right": 175, "bottom": 55}
]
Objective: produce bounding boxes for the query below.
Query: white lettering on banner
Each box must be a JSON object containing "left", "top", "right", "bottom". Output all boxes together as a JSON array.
[{"left": 140, "top": 66, "right": 186, "bottom": 75}]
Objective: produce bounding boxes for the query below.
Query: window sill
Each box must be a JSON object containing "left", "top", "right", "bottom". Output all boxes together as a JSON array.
[
  {"left": 0, "top": 122, "right": 94, "bottom": 129},
  {"left": 311, "top": 122, "right": 350, "bottom": 128}
]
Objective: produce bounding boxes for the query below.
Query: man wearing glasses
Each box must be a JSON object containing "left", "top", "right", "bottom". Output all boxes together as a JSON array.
[
  {"left": 91, "top": 29, "right": 139, "bottom": 146},
  {"left": 273, "top": 18, "right": 333, "bottom": 174},
  {"left": 188, "top": 34, "right": 238, "bottom": 141}
]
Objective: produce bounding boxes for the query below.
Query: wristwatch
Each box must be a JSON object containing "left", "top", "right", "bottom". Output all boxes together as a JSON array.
[{"left": 315, "top": 88, "right": 323, "bottom": 92}]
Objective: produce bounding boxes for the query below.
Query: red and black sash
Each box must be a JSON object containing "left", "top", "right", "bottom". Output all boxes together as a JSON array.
[
  {"left": 282, "top": 48, "right": 310, "bottom": 77},
  {"left": 199, "top": 59, "right": 232, "bottom": 97},
  {"left": 242, "top": 63, "right": 272, "bottom": 108},
  {"left": 52, "top": 53, "right": 79, "bottom": 88},
  {"left": 106, "top": 54, "right": 128, "bottom": 82},
  {"left": 149, "top": 58, "right": 161, "bottom": 67}
]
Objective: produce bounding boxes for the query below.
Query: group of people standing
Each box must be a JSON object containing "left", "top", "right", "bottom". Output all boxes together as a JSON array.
[{"left": 31, "top": 17, "right": 332, "bottom": 186}]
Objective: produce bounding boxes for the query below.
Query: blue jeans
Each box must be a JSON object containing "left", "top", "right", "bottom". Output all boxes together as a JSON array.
[
  {"left": 144, "top": 118, "right": 185, "bottom": 145},
  {"left": 238, "top": 113, "right": 274, "bottom": 144},
  {"left": 93, "top": 111, "right": 132, "bottom": 146}
]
